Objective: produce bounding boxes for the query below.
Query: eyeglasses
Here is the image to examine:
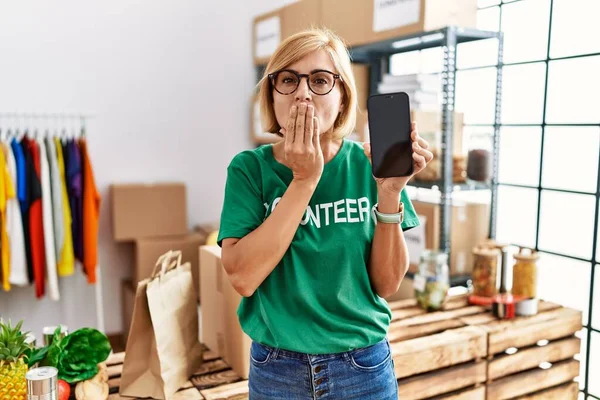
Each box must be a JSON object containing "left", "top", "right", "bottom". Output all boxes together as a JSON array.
[{"left": 268, "top": 69, "right": 341, "bottom": 96}]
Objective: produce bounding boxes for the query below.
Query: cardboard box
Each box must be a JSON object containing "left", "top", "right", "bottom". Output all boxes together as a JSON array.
[
  {"left": 322, "top": 0, "right": 372, "bottom": 47},
  {"left": 352, "top": 63, "right": 370, "bottom": 112},
  {"left": 385, "top": 277, "right": 416, "bottom": 302},
  {"left": 322, "top": 0, "right": 478, "bottom": 48},
  {"left": 253, "top": 9, "right": 282, "bottom": 65},
  {"left": 370, "top": 0, "right": 478, "bottom": 44},
  {"left": 281, "top": 0, "right": 321, "bottom": 40},
  {"left": 200, "top": 245, "right": 251, "bottom": 379},
  {"left": 110, "top": 183, "right": 187, "bottom": 241},
  {"left": 405, "top": 199, "right": 490, "bottom": 275},
  {"left": 121, "top": 280, "right": 135, "bottom": 344},
  {"left": 135, "top": 233, "right": 205, "bottom": 301}
]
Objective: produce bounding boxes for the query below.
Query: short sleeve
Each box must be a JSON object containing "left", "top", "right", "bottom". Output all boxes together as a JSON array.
[
  {"left": 217, "top": 153, "right": 266, "bottom": 247},
  {"left": 400, "top": 189, "right": 420, "bottom": 232}
]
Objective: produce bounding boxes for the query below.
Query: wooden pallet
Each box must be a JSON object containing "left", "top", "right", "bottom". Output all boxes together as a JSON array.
[
  {"left": 459, "top": 300, "right": 582, "bottom": 400},
  {"left": 388, "top": 294, "right": 490, "bottom": 400},
  {"left": 103, "top": 296, "right": 582, "bottom": 400},
  {"left": 105, "top": 346, "right": 249, "bottom": 400}
]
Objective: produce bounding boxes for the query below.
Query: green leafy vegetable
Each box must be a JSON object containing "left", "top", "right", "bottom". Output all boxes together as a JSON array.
[
  {"left": 25, "top": 346, "right": 49, "bottom": 368},
  {"left": 37, "top": 328, "right": 112, "bottom": 383}
]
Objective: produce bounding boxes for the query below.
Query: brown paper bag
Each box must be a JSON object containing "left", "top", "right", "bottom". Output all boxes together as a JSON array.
[{"left": 120, "top": 250, "right": 204, "bottom": 399}]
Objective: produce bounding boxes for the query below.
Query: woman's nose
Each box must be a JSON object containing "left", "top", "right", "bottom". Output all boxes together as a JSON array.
[{"left": 295, "top": 77, "right": 311, "bottom": 102}]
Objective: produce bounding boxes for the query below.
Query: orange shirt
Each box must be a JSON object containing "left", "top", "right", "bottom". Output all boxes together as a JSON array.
[{"left": 80, "top": 139, "right": 100, "bottom": 283}]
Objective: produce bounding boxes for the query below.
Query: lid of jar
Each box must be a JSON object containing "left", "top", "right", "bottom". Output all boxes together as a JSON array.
[
  {"left": 480, "top": 239, "right": 511, "bottom": 251},
  {"left": 513, "top": 247, "right": 540, "bottom": 261},
  {"left": 420, "top": 249, "right": 448, "bottom": 263},
  {"left": 472, "top": 245, "right": 500, "bottom": 257}
]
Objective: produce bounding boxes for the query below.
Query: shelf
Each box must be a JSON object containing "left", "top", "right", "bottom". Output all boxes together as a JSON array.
[
  {"left": 405, "top": 272, "right": 472, "bottom": 288},
  {"left": 408, "top": 180, "right": 491, "bottom": 191},
  {"left": 349, "top": 26, "right": 502, "bottom": 62}
]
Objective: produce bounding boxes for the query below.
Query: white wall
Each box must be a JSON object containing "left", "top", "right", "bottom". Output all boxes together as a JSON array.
[{"left": 0, "top": 0, "right": 267, "bottom": 338}]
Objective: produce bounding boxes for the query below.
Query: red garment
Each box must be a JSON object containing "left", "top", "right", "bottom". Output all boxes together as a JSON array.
[{"left": 27, "top": 139, "right": 46, "bottom": 299}]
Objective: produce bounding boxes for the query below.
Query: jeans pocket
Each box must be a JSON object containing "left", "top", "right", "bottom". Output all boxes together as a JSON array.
[
  {"left": 250, "top": 341, "right": 274, "bottom": 365},
  {"left": 348, "top": 339, "right": 392, "bottom": 372}
]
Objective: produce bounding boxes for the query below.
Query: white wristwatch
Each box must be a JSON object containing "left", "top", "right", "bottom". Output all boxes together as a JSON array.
[{"left": 372, "top": 201, "right": 404, "bottom": 224}]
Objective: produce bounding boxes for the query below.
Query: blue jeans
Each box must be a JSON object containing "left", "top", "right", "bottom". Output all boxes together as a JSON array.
[{"left": 248, "top": 337, "right": 398, "bottom": 399}]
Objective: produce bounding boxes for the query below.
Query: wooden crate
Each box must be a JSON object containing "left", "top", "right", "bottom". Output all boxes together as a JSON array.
[
  {"left": 103, "top": 296, "right": 581, "bottom": 400},
  {"left": 388, "top": 294, "right": 490, "bottom": 400},
  {"left": 459, "top": 300, "right": 583, "bottom": 400},
  {"left": 105, "top": 346, "right": 249, "bottom": 400}
]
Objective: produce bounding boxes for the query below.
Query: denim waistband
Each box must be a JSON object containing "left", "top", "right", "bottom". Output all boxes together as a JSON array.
[{"left": 257, "top": 337, "right": 389, "bottom": 363}]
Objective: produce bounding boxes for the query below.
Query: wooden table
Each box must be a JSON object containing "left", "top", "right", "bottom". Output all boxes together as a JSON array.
[{"left": 106, "top": 294, "right": 582, "bottom": 400}]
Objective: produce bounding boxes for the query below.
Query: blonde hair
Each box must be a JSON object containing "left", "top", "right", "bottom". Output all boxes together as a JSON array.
[{"left": 257, "top": 28, "right": 358, "bottom": 140}]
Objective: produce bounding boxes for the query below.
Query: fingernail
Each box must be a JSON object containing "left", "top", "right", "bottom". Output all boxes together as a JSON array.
[{"left": 292, "top": 106, "right": 297, "bottom": 112}]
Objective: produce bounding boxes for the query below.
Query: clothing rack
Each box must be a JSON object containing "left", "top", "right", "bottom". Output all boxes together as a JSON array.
[
  {"left": 0, "top": 113, "right": 93, "bottom": 137},
  {"left": 0, "top": 112, "right": 104, "bottom": 334}
]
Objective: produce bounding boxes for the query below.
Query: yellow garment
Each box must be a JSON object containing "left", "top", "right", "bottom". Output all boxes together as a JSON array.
[
  {"left": 55, "top": 138, "right": 75, "bottom": 276},
  {"left": 0, "top": 144, "right": 15, "bottom": 291},
  {"left": 206, "top": 231, "right": 219, "bottom": 246}
]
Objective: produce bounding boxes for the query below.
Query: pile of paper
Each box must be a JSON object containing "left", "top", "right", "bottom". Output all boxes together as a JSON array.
[{"left": 377, "top": 73, "right": 441, "bottom": 111}]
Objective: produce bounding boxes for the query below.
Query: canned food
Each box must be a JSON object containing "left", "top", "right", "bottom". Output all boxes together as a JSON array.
[{"left": 26, "top": 366, "right": 58, "bottom": 400}]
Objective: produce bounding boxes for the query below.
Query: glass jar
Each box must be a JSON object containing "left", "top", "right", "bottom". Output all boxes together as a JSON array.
[
  {"left": 466, "top": 130, "right": 493, "bottom": 183},
  {"left": 512, "top": 247, "right": 539, "bottom": 298},
  {"left": 413, "top": 250, "right": 450, "bottom": 311},
  {"left": 472, "top": 246, "right": 500, "bottom": 297}
]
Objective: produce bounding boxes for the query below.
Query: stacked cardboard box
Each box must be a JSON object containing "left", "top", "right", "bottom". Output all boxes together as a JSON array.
[
  {"left": 200, "top": 245, "right": 251, "bottom": 380},
  {"left": 253, "top": 0, "right": 321, "bottom": 65},
  {"left": 121, "top": 280, "right": 135, "bottom": 343},
  {"left": 253, "top": 0, "right": 478, "bottom": 64},
  {"left": 321, "top": 0, "right": 478, "bottom": 48},
  {"left": 111, "top": 183, "right": 216, "bottom": 344}
]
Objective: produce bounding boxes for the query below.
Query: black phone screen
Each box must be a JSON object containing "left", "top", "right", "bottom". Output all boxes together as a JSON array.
[{"left": 367, "top": 92, "right": 413, "bottom": 178}]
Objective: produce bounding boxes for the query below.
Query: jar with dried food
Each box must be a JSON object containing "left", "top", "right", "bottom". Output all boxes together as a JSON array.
[
  {"left": 512, "top": 247, "right": 539, "bottom": 298},
  {"left": 472, "top": 246, "right": 500, "bottom": 297},
  {"left": 414, "top": 250, "right": 450, "bottom": 311},
  {"left": 466, "top": 131, "right": 493, "bottom": 182}
]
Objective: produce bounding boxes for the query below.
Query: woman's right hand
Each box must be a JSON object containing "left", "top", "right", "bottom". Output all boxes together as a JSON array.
[{"left": 281, "top": 103, "right": 324, "bottom": 186}]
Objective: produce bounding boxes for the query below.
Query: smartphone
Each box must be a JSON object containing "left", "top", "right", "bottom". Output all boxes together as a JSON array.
[{"left": 367, "top": 92, "right": 413, "bottom": 178}]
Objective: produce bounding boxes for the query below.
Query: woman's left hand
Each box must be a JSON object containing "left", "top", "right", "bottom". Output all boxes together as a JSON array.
[{"left": 363, "top": 122, "right": 434, "bottom": 195}]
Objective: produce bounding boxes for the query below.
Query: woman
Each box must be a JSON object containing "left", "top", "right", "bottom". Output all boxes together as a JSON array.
[{"left": 218, "top": 28, "right": 433, "bottom": 399}]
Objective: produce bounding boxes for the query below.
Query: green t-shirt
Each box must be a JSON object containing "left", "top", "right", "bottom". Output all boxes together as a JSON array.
[{"left": 217, "top": 139, "right": 419, "bottom": 354}]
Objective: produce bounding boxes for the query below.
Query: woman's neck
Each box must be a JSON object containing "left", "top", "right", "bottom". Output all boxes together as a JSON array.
[{"left": 320, "top": 136, "right": 343, "bottom": 164}]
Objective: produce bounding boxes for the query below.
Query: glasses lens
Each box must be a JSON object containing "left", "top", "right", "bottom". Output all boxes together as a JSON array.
[
  {"left": 274, "top": 71, "right": 299, "bottom": 94},
  {"left": 309, "top": 71, "right": 335, "bottom": 95}
]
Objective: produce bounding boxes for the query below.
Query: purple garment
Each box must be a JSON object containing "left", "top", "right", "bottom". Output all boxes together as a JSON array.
[{"left": 66, "top": 139, "right": 83, "bottom": 263}]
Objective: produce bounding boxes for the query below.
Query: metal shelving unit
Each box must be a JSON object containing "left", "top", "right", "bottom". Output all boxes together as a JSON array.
[
  {"left": 350, "top": 26, "right": 504, "bottom": 286},
  {"left": 255, "top": 26, "right": 504, "bottom": 287}
]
